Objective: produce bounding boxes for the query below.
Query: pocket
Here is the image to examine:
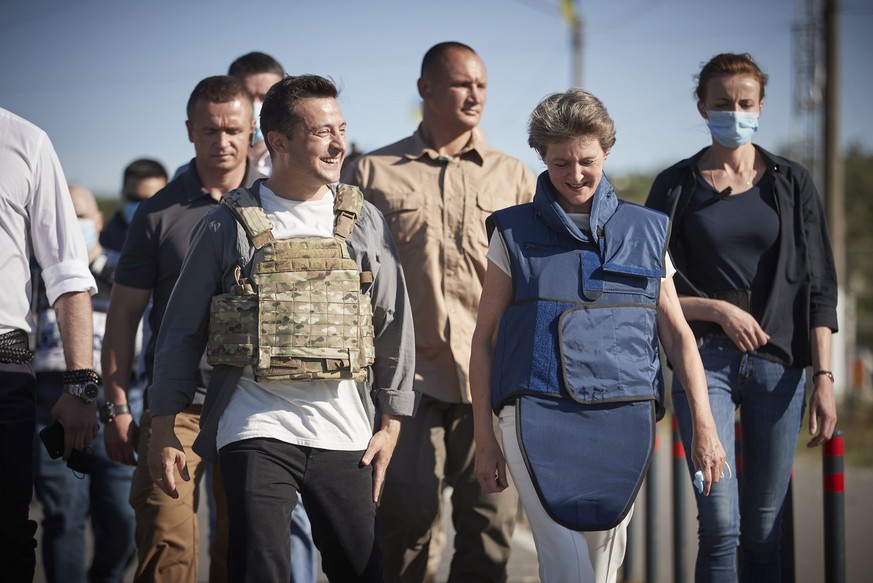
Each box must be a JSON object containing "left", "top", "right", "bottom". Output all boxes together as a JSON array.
[
  {"left": 207, "top": 293, "right": 258, "bottom": 367},
  {"left": 374, "top": 190, "right": 426, "bottom": 245},
  {"left": 468, "top": 190, "right": 509, "bottom": 251},
  {"left": 558, "top": 304, "right": 659, "bottom": 402}
]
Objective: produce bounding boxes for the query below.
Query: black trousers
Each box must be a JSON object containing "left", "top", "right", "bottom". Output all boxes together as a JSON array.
[
  {"left": 219, "top": 437, "right": 382, "bottom": 583},
  {"left": 0, "top": 363, "right": 37, "bottom": 583}
]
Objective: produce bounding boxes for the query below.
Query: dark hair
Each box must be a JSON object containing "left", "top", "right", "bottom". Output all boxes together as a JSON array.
[
  {"left": 695, "top": 53, "right": 768, "bottom": 102},
  {"left": 421, "top": 41, "right": 477, "bottom": 77},
  {"left": 122, "top": 158, "right": 167, "bottom": 186},
  {"left": 186, "top": 75, "right": 251, "bottom": 120},
  {"left": 228, "top": 51, "right": 285, "bottom": 79},
  {"left": 528, "top": 88, "right": 616, "bottom": 158},
  {"left": 260, "top": 75, "right": 339, "bottom": 154}
]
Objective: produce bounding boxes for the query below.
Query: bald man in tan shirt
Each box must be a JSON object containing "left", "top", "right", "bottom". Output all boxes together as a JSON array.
[{"left": 344, "top": 41, "right": 535, "bottom": 582}]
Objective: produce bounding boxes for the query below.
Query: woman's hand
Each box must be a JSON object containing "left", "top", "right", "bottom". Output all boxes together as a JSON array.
[
  {"left": 469, "top": 260, "right": 515, "bottom": 495},
  {"left": 474, "top": 430, "right": 510, "bottom": 494},
  {"left": 690, "top": 423, "right": 726, "bottom": 496},
  {"left": 715, "top": 301, "right": 769, "bottom": 352}
]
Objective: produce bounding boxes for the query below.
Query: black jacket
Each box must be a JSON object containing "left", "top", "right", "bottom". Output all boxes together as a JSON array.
[{"left": 645, "top": 145, "right": 838, "bottom": 368}]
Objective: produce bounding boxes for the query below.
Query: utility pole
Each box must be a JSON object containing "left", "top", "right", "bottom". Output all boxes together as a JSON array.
[
  {"left": 824, "top": 0, "right": 845, "bottom": 286},
  {"left": 792, "top": 0, "right": 824, "bottom": 187},
  {"left": 571, "top": 12, "right": 584, "bottom": 87},
  {"left": 561, "top": 0, "right": 584, "bottom": 87},
  {"left": 823, "top": 0, "right": 848, "bottom": 397}
]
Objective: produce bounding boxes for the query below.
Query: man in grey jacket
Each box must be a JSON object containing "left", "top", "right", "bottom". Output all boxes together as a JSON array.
[{"left": 146, "top": 75, "right": 414, "bottom": 583}]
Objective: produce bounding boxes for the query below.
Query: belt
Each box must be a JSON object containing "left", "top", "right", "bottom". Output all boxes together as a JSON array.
[
  {"left": 709, "top": 287, "right": 767, "bottom": 318},
  {"left": 0, "top": 329, "right": 33, "bottom": 364}
]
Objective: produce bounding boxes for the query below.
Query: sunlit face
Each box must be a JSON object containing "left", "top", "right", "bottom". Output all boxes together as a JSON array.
[
  {"left": 186, "top": 97, "right": 253, "bottom": 173},
  {"left": 419, "top": 49, "right": 487, "bottom": 133},
  {"left": 543, "top": 136, "right": 608, "bottom": 214},
  {"left": 698, "top": 74, "right": 764, "bottom": 119},
  {"left": 271, "top": 97, "right": 347, "bottom": 188}
]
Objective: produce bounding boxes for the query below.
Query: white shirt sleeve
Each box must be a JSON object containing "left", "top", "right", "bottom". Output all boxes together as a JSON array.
[
  {"left": 28, "top": 129, "right": 96, "bottom": 305},
  {"left": 486, "top": 229, "right": 512, "bottom": 277},
  {"left": 662, "top": 252, "right": 677, "bottom": 283}
]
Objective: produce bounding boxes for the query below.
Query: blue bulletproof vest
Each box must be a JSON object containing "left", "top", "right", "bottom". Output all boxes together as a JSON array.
[
  {"left": 488, "top": 172, "right": 669, "bottom": 531},
  {"left": 489, "top": 172, "right": 668, "bottom": 414}
]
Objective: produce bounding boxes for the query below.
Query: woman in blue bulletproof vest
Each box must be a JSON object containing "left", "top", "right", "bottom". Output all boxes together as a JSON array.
[
  {"left": 470, "top": 88, "right": 726, "bottom": 583},
  {"left": 645, "top": 53, "right": 839, "bottom": 582}
]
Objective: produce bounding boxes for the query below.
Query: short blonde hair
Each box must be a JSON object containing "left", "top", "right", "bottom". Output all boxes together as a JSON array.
[{"left": 527, "top": 88, "right": 616, "bottom": 158}]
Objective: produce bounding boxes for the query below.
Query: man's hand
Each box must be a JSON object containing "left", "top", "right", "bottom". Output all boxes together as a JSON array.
[
  {"left": 147, "top": 414, "right": 189, "bottom": 499},
  {"left": 104, "top": 413, "right": 139, "bottom": 465},
  {"left": 51, "top": 393, "right": 99, "bottom": 460},
  {"left": 807, "top": 375, "right": 837, "bottom": 447},
  {"left": 360, "top": 414, "right": 402, "bottom": 504}
]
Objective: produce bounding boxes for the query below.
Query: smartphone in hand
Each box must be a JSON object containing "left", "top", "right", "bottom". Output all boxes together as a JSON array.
[
  {"left": 38, "top": 420, "right": 96, "bottom": 473},
  {"left": 39, "top": 421, "right": 65, "bottom": 459}
]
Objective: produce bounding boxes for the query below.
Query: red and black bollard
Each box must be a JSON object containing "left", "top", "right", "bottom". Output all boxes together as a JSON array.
[
  {"left": 672, "top": 416, "right": 689, "bottom": 583},
  {"left": 823, "top": 430, "right": 845, "bottom": 583}
]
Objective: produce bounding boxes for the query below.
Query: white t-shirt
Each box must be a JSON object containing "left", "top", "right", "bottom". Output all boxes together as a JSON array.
[
  {"left": 216, "top": 183, "right": 372, "bottom": 452},
  {"left": 486, "top": 212, "right": 677, "bottom": 281}
]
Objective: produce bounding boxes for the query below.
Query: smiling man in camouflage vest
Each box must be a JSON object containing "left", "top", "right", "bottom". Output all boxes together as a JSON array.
[{"left": 145, "top": 75, "right": 415, "bottom": 583}]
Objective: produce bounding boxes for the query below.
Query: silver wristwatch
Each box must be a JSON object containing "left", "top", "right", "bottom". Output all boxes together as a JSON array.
[{"left": 64, "top": 381, "right": 100, "bottom": 404}]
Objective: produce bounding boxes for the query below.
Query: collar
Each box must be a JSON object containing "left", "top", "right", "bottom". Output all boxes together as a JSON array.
[
  {"left": 183, "top": 157, "right": 258, "bottom": 202},
  {"left": 403, "top": 126, "right": 485, "bottom": 166},
  {"left": 532, "top": 170, "right": 618, "bottom": 247},
  {"left": 682, "top": 144, "right": 785, "bottom": 176}
]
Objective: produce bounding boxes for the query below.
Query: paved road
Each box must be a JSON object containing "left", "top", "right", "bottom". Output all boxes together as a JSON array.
[{"left": 32, "top": 432, "right": 872, "bottom": 582}]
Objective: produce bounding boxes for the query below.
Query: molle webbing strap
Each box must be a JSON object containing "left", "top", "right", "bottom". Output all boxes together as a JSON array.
[
  {"left": 333, "top": 184, "right": 364, "bottom": 241},
  {"left": 221, "top": 189, "right": 275, "bottom": 249}
]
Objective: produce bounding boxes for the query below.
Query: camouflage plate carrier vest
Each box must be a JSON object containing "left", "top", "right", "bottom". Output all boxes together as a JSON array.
[{"left": 206, "top": 184, "right": 376, "bottom": 381}]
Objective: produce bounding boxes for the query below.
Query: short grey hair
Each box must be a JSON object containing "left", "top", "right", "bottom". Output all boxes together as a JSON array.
[{"left": 527, "top": 88, "right": 616, "bottom": 158}]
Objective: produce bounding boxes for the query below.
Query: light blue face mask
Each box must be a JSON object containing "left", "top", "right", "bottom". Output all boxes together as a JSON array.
[
  {"left": 706, "top": 110, "right": 759, "bottom": 148},
  {"left": 252, "top": 100, "right": 264, "bottom": 145},
  {"left": 78, "top": 218, "right": 98, "bottom": 251},
  {"left": 123, "top": 201, "right": 141, "bottom": 225},
  {"left": 694, "top": 464, "right": 733, "bottom": 494}
]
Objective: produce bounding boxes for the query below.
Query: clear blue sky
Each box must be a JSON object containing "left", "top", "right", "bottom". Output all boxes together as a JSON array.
[{"left": 1, "top": 0, "right": 870, "bottom": 196}]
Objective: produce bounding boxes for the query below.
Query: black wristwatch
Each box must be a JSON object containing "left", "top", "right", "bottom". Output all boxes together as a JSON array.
[
  {"left": 63, "top": 369, "right": 101, "bottom": 404},
  {"left": 99, "top": 402, "right": 131, "bottom": 424}
]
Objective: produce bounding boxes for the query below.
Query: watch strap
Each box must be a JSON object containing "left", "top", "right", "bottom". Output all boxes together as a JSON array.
[
  {"left": 111, "top": 403, "right": 131, "bottom": 416},
  {"left": 813, "top": 370, "right": 835, "bottom": 383},
  {"left": 100, "top": 403, "right": 131, "bottom": 423}
]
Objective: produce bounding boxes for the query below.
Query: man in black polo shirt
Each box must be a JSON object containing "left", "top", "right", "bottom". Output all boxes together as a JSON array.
[{"left": 102, "top": 75, "right": 260, "bottom": 583}]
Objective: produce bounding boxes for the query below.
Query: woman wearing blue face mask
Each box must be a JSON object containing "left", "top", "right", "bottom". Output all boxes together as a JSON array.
[{"left": 646, "top": 53, "right": 839, "bottom": 582}]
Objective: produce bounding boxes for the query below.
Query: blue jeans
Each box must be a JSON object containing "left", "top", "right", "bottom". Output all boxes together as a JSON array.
[
  {"left": 672, "top": 334, "right": 805, "bottom": 583},
  {"left": 33, "top": 372, "right": 143, "bottom": 583},
  {"left": 290, "top": 491, "right": 317, "bottom": 583}
]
